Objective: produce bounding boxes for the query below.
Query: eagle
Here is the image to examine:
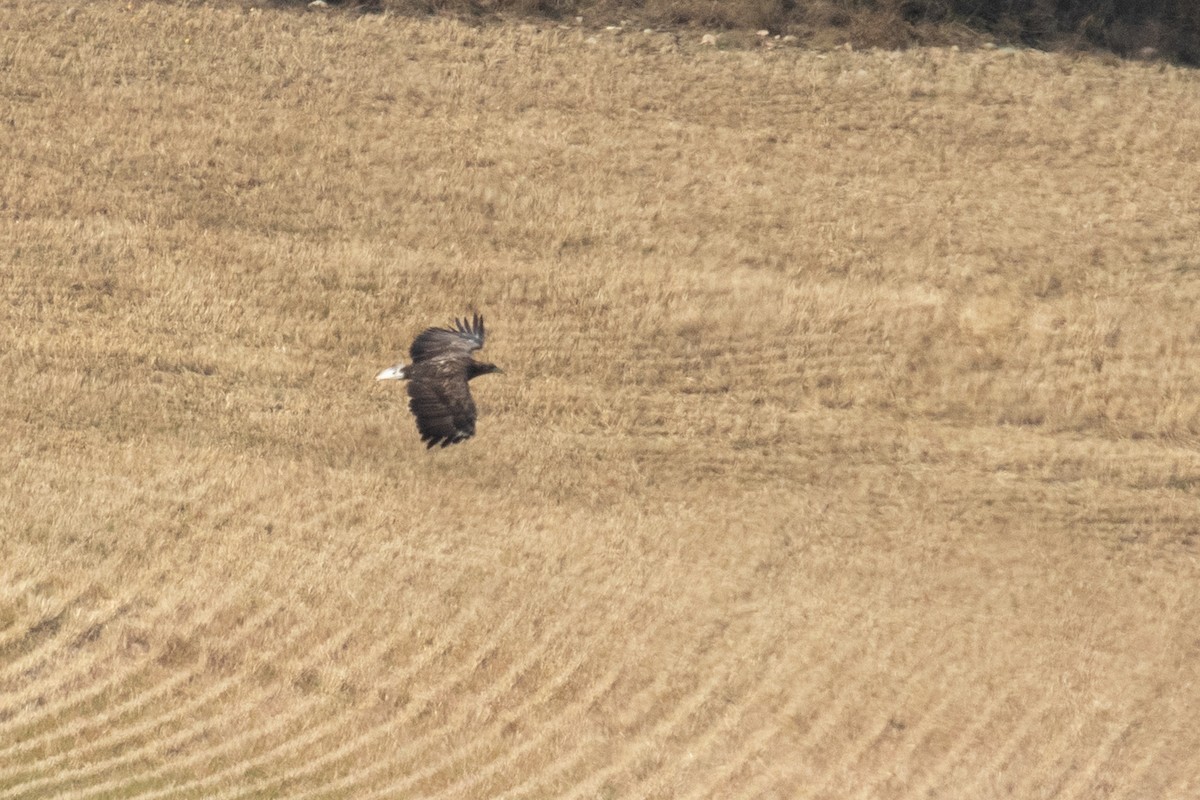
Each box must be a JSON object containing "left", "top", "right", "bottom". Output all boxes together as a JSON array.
[{"left": 375, "top": 313, "right": 502, "bottom": 448}]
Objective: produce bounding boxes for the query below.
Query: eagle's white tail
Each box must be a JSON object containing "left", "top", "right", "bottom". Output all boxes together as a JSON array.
[{"left": 375, "top": 364, "right": 408, "bottom": 381}]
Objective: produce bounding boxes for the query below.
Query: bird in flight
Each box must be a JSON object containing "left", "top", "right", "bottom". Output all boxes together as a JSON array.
[{"left": 376, "top": 313, "right": 502, "bottom": 448}]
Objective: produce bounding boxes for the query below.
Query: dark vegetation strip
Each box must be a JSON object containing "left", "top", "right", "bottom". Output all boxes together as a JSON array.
[{"left": 257, "top": 0, "right": 1200, "bottom": 65}]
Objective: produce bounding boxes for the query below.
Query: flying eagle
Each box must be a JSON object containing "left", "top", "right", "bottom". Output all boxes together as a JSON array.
[{"left": 375, "top": 313, "right": 502, "bottom": 448}]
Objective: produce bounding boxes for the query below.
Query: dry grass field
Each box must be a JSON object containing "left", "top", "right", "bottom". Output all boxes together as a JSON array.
[{"left": 3, "top": 2, "right": 1200, "bottom": 797}]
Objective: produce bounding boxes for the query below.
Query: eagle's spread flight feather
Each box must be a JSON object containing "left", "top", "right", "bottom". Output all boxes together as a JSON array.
[{"left": 376, "top": 313, "right": 501, "bottom": 449}]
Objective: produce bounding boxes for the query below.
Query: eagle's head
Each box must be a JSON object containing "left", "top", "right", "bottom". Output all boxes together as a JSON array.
[{"left": 468, "top": 361, "right": 503, "bottom": 380}]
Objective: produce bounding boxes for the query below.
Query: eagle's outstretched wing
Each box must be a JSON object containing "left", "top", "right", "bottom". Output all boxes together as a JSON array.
[
  {"left": 409, "top": 313, "right": 485, "bottom": 364},
  {"left": 377, "top": 313, "right": 495, "bottom": 449},
  {"left": 406, "top": 363, "right": 477, "bottom": 449}
]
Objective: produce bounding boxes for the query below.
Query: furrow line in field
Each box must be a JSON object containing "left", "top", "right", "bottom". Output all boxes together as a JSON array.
[
  {"left": 14, "top": 560, "right": 477, "bottom": 799},
  {"left": 1006, "top": 713, "right": 1110, "bottom": 800},
  {"left": 0, "top": 580, "right": 276, "bottom": 787},
  {"left": 0, "top": 593, "right": 102, "bottom": 681},
  {"left": 0, "top": 578, "right": 41, "bottom": 606},
  {"left": 0, "top": 595, "right": 147, "bottom": 729},
  {"left": 951, "top": 695, "right": 1059, "bottom": 798},
  {"left": 204, "top": 593, "right": 553, "bottom": 800},
  {"left": 114, "top": 635, "right": 403, "bottom": 800},
  {"left": 727, "top": 622, "right": 927, "bottom": 799},
  {"left": 367, "top": 598, "right": 670, "bottom": 800},
  {"left": 108, "top": 590, "right": 504, "bottom": 800},
  {"left": 411, "top": 661, "right": 633, "bottom": 800},
  {"left": 619, "top": 644, "right": 827, "bottom": 800},
  {"left": 846, "top": 692, "right": 958, "bottom": 800},
  {"left": 72, "top": 586, "right": 489, "bottom": 800},
  {"left": 0, "top": 580, "right": 72, "bottom": 656},
  {"left": 0, "top": 597, "right": 276, "bottom": 772},
  {"left": 551, "top": 665, "right": 746, "bottom": 800},
  {"left": 801, "top": 638, "right": 959, "bottom": 800},
  {"left": 490, "top": 657, "right": 694, "bottom": 800},
  {"left": 1053, "top": 719, "right": 1138, "bottom": 800},
  {"left": 261, "top": 556, "right": 648, "bottom": 800},
  {"left": 882, "top": 687, "right": 1014, "bottom": 800},
  {"left": 0, "top": 603, "right": 303, "bottom": 800},
  {"left": 666, "top": 621, "right": 878, "bottom": 800},
  {"left": 0, "top": 589, "right": 105, "bottom": 684},
  {"left": 62, "top": 693, "right": 332, "bottom": 800},
  {"left": 274, "top": 593, "right": 624, "bottom": 800},
  {"left": 1111, "top": 709, "right": 1189, "bottom": 799},
  {"left": 0, "top": 561, "right": 275, "bottom": 754},
  {"left": 46, "top": 649, "right": 356, "bottom": 800},
  {"left": 1151, "top": 765, "right": 1200, "bottom": 800}
]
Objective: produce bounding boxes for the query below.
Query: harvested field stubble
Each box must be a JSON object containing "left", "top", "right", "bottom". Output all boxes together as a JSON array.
[{"left": 2, "top": 2, "right": 1200, "bottom": 797}]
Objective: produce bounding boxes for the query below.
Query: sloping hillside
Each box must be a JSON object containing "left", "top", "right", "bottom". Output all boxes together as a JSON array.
[{"left": 2, "top": 3, "right": 1200, "bottom": 797}]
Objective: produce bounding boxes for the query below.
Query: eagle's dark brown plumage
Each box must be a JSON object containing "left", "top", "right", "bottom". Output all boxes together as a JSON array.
[{"left": 375, "top": 313, "right": 501, "bottom": 449}]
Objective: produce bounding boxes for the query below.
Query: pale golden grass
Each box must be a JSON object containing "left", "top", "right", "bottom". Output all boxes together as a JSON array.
[{"left": 2, "top": 2, "right": 1200, "bottom": 797}]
